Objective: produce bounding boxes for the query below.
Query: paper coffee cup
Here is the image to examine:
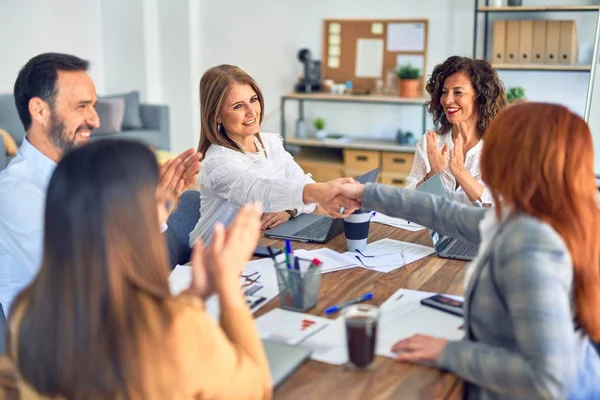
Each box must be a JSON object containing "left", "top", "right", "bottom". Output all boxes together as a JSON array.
[{"left": 343, "top": 210, "right": 372, "bottom": 252}]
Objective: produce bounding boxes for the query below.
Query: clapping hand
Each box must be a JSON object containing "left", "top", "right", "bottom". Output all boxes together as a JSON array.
[
  {"left": 426, "top": 131, "right": 448, "bottom": 174},
  {"left": 448, "top": 129, "right": 466, "bottom": 178},
  {"left": 157, "top": 149, "right": 202, "bottom": 204},
  {"left": 185, "top": 203, "right": 263, "bottom": 299}
]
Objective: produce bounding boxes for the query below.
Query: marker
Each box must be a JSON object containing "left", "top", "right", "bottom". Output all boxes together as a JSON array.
[
  {"left": 294, "top": 256, "right": 300, "bottom": 271},
  {"left": 324, "top": 292, "right": 373, "bottom": 315},
  {"left": 308, "top": 258, "right": 321, "bottom": 270}
]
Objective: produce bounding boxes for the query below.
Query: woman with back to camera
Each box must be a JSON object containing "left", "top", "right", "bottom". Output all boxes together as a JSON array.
[
  {"left": 6, "top": 140, "right": 272, "bottom": 400},
  {"left": 341, "top": 103, "right": 600, "bottom": 399},
  {"left": 406, "top": 56, "right": 507, "bottom": 206},
  {"left": 189, "top": 64, "right": 358, "bottom": 245}
]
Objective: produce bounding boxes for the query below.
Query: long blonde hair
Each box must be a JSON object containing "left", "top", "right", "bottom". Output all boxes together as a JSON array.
[{"left": 197, "top": 64, "right": 265, "bottom": 157}]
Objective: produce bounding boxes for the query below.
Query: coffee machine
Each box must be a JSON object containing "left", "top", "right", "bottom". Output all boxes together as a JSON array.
[{"left": 295, "top": 48, "right": 321, "bottom": 93}]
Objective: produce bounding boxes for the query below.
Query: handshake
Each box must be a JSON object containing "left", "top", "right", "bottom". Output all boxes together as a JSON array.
[{"left": 302, "top": 177, "right": 368, "bottom": 218}]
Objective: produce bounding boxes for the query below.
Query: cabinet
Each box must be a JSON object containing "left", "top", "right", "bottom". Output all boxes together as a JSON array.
[{"left": 473, "top": 2, "right": 599, "bottom": 72}]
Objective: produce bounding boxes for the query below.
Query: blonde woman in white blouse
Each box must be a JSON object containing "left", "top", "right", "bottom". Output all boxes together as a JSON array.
[
  {"left": 405, "top": 56, "right": 507, "bottom": 206},
  {"left": 189, "top": 65, "right": 358, "bottom": 245}
]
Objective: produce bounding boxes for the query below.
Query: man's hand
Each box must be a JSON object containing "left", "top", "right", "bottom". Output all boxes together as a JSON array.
[
  {"left": 157, "top": 149, "right": 202, "bottom": 201},
  {"left": 339, "top": 182, "right": 365, "bottom": 204},
  {"left": 303, "top": 178, "right": 361, "bottom": 218}
]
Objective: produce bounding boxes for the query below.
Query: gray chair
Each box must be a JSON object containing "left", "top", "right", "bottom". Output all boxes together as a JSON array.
[
  {"left": 165, "top": 190, "right": 200, "bottom": 268},
  {"left": 0, "top": 306, "right": 6, "bottom": 354}
]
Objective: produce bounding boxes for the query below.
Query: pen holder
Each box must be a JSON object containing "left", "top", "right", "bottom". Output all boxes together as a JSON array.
[{"left": 275, "top": 259, "right": 321, "bottom": 312}]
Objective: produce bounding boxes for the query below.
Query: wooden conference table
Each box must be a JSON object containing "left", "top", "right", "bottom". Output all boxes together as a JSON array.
[{"left": 258, "top": 221, "right": 467, "bottom": 400}]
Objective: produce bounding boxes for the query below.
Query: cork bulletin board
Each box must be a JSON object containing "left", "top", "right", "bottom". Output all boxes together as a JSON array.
[{"left": 321, "top": 19, "right": 429, "bottom": 93}]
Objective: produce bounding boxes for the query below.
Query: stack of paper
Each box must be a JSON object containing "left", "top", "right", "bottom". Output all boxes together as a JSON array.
[
  {"left": 372, "top": 212, "right": 425, "bottom": 232},
  {"left": 342, "top": 238, "right": 435, "bottom": 273},
  {"left": 293, "top": 248, "right": 358, "bottom": 274}
]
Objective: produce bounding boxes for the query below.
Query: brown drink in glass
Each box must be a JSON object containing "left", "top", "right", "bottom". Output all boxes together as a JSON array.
[{"left": 343, "top": 304, "right": 379, "bottom": 369}]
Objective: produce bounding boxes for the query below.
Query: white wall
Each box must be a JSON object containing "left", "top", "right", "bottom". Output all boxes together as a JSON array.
[
  {"left": 100, "top": 0, "right": 146, "bottom": 98},
  {"left": 199, "top": 0, "right": 598, "bottom": 143},
  {"left": 0, "top": 0, "right": 105, "bottom": 94}
]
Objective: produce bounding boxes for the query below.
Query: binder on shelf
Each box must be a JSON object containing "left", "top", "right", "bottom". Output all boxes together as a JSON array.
[
  {"left": 531, "top": 20, "right": 547, "bottom": 64},
  {"left": 518, "top": 20, "right": 533, "bottom": 63},
  {"left": 558, "top": 20, "right": 578, "bottom": 64},
  {"left": 545, "top": 20, "right": 561, "bottom": 64},
  {"left": 505, "top": 20, "right": 520, "bottom": 64},
  {"left": 492, "top": 20, "right": 506, "bottom": 63}
]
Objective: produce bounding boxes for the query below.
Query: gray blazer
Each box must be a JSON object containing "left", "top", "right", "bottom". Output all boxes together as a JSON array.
[{"left": 362, "top": 183, "right": 600, "bottom": 400}]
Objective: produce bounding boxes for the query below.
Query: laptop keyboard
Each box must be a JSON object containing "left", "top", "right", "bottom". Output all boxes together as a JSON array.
[
  {"left": 292, "top": 217, "right": 332, "bottom": 239},
  {"left": 446, "top": 240, "right": 479, "bottom": 258}
]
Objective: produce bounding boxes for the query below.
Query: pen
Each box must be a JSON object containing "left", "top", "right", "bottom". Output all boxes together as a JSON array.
[
  {"left": 324, "top": 292, "right": 373, "bottom": 315},
  {"left": 284, "top": 239, "right": 293, "bottom": 269},
  {"left": 308, "top": 258, "right": 322, "bottom": 270},
  {"left": 294, "top": 256, "right": 300, "bottom": 271}
]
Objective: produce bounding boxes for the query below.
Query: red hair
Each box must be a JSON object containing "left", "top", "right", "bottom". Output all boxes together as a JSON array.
[{"left": 481, "top": 102, "right": 600, "bottom": 341}]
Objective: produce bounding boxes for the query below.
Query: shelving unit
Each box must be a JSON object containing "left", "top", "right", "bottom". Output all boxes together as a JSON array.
[
  {"left": 280, "top": 93, "right": 425, "bottom": 185},
  {"left": 473, "top": 1, "right": 599, "bottom": 72}
]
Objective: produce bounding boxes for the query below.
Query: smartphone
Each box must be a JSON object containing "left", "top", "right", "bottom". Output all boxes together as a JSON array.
[
  {"left": 253, "top": 246, "right": 282, "bottom": 258},
  {"left": 420, "top": 294, "right": 464, "bottom": 317}
]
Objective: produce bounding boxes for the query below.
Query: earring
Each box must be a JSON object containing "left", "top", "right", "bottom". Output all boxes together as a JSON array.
[{"left": 217, "top": 123, "right": 222, "bottom": 132}]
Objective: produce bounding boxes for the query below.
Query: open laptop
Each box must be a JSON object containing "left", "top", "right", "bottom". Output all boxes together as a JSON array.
[
  {"left": 264, "top": 168, "right": 380, "bottom": 243},
  {"left": 417, "top": 173, "right": 479, "bottom": 261},
  {"left": 263, "top": 339, "right": 312, "bottom": 387}
]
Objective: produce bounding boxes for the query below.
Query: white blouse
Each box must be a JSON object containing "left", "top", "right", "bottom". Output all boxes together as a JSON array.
[
  {"left": 405, "top": 131, "right": 493, "bottom": 206},
  {"left": 189, "top": 133, "right": 317, "bottom": 245}
]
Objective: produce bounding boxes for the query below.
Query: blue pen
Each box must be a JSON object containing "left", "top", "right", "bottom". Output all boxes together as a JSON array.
[
  {"left": 324, "top": 292, "right": 374, "bottom": 315},
  {"left": 284, "top": 239, "right": 293, "bottom": 269},
  {"left": 294, "top": 256, "right": 300, "bottom": 271}
]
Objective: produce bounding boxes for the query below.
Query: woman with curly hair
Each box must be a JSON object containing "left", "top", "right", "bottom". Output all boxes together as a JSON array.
[{"left": 406, "top": 56, "right": 507, "bottom": 206}]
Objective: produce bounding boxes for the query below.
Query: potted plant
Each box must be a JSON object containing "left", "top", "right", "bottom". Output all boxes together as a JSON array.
[
  {"left": 506, "top": 86, "right": 526, "bottom": 104},
  {"left": 314, "top": 117, "right": 326, "bottom": 139},
  {"left": 396, "top": 63, "right": 421, "bottom": 98}
]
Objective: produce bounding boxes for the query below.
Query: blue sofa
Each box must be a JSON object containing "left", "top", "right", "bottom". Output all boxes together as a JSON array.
[{"left": 0, "top": 92, "right": 171, "bottom": 170}]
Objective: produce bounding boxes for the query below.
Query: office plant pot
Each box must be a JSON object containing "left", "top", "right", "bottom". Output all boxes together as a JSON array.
[{"left": 398, "top": 79, "right": 420, "bottom": 98}]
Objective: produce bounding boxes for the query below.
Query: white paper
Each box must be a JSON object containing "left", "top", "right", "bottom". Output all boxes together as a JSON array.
[
  {"left": 387, "top": 22, "right": 426, "bottom": 52},
  {"left": 355, "top": 38, "right": 384, "bottom": 78},
  {"left": 371, "top": 22, "right": 384, "bottom": 35},
  {"left": 343, "top": 238, "right": 435, "bottom": 273},
  {"left": 396, "top": 54, "right": 424, "bottom": 72},
  {"left": 168, "top": 255, "right": 284, "bottom": 320},
  {"left": 255, "top": 308, "right": 330, "bottom": 346},
  {"left": 328, "top": 45, "right": 341, "bottom": 56},
  {"left": 329, "top": 22, "right": 341, "bottom": 34},
  {"left": 328, "top": 34, "right": 341, "bottom": 45},
  {"left": 293, "top": 248, "right": 358, "bottom": 274},
  {"left": 371, "top": 212, "right": 426, "bottom": 232},
  {"left": 376, "top": 289, "right": 465, "bottom": 359},
  {"left": 300, "top": 317, "right": 348, "bottom": 365},
  {"left": 327, "top": 56, "right": 340, "bottom": 69}
]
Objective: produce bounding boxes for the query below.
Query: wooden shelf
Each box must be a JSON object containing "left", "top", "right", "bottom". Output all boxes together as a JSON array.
[
  {"left": 478, "top": 5, "right": 599, "bottom": 12},
  {"left": 282, "top": 92, "right": 429, "bottom": 105},
  {"left": 493, "top": 63, "right": 591, "bottom": 71},
  {"left": 285, "top": 137, "right": 416, "bottom": 153}
]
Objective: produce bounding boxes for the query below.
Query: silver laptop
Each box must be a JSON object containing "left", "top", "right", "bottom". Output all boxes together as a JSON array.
[
  {"left": 263, "top": 339, "right": 312, "bottom": 387},
  {"left": 417, "top": 173, "right": 479, "bottom": 261},
  {"left": 264, "top": 168, "right": 380, "bottom": 243}
]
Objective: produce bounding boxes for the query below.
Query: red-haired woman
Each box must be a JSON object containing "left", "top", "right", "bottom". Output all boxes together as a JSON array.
[{"left": 340, "top": 102, "right": 600, "bottom": 399}]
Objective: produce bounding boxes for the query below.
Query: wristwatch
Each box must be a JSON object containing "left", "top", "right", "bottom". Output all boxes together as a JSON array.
[{"left": 285, "top": 209, "right": 298, "bottom": 219}]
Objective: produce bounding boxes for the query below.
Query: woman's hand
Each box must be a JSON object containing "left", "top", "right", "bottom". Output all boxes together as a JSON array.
[
  {"left": 303, "top": 178, "right": 361, "bottom": 218},
  {"left": 206, "top": 203, "right": 263, "bottom": 287},
  {"left": 184, "top": 240, "right": 214, "bottom": 299},
  {"left": 449, "top": 132, "right": 467, "bottom": 178},
  {"left": 391, "top": 334, "right": 448, "bottom": 364},
  {"left": 260, "top": 211, "right": 291, "bottom": 230},
  {"left": 426, "top": 131, "right": 449, "bottom": 174}
]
